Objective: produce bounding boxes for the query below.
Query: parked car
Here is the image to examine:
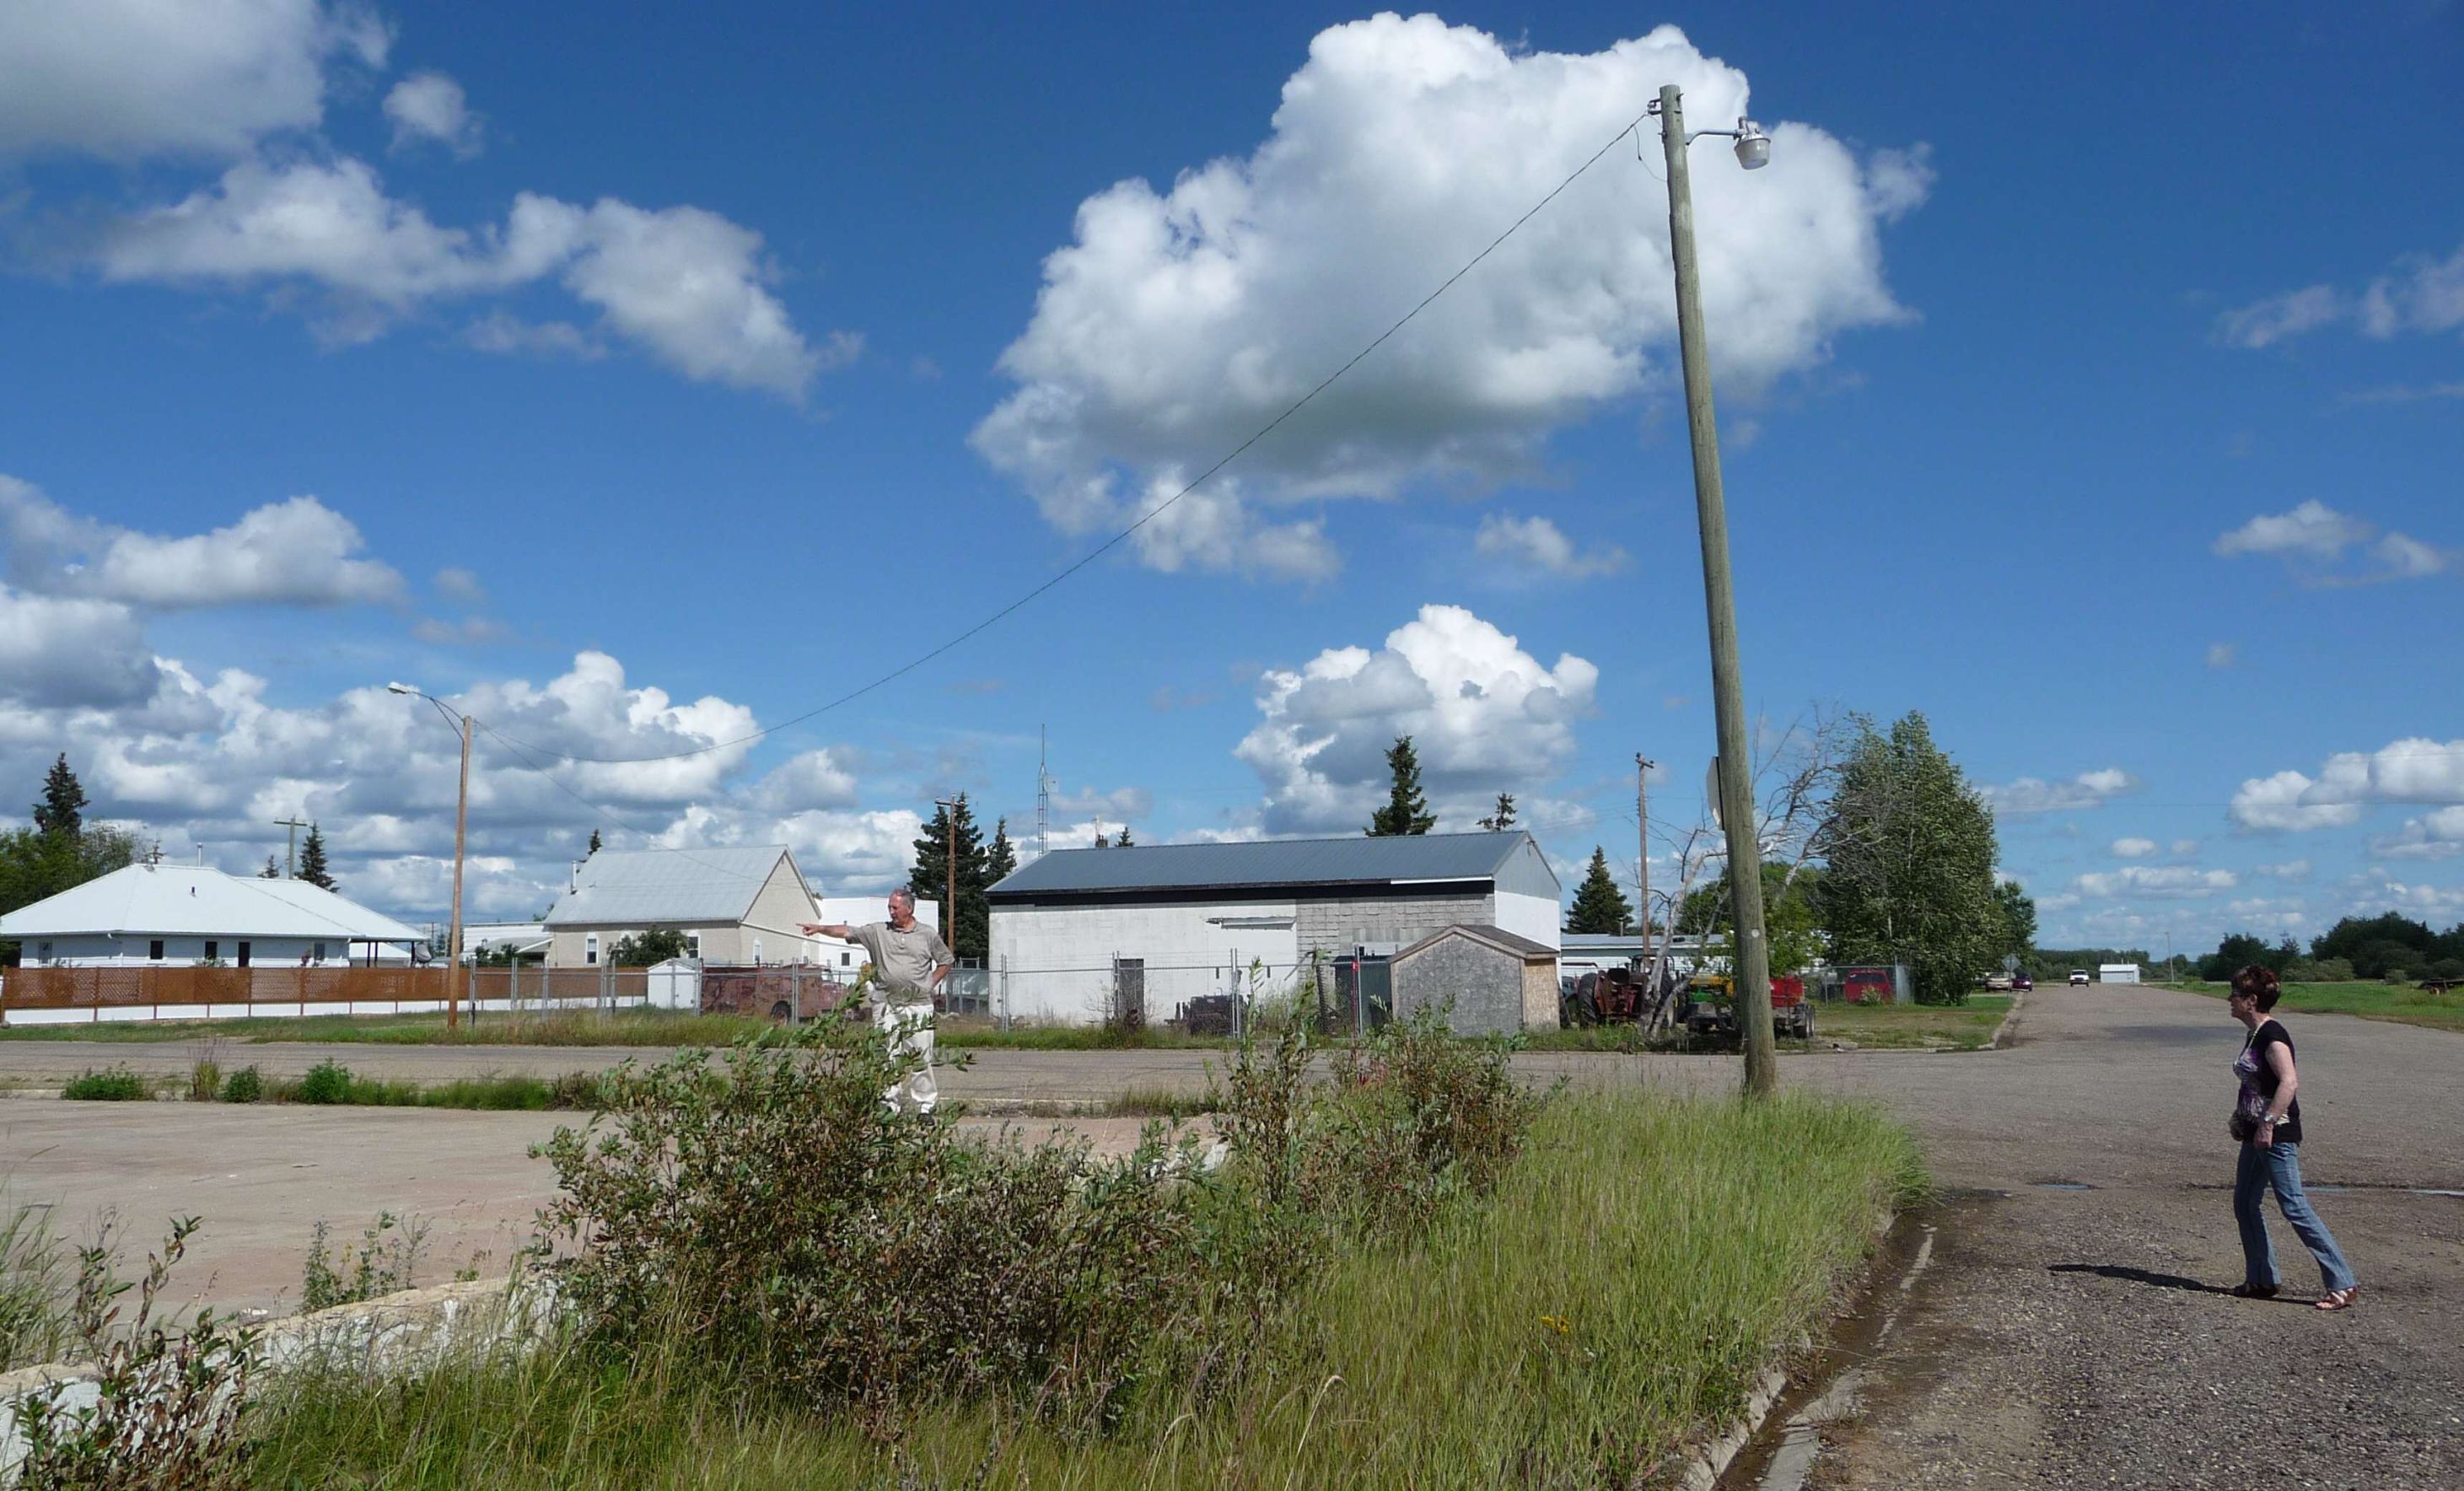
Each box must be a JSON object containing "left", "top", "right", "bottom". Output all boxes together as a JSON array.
[
  {"left": 2068, "top": 969, "right": 2091, "bottom": 985},
  {"left": 1981, "top": 972, "right": 2015, "bottom": 992},
  {"left": 2012, "top": 972, "right": 2034, "bottom": 991}
]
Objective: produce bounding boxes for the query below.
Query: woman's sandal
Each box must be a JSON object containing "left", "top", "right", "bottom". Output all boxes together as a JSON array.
[
  {"left": 2316, "top": 1287, "right": 2359, "bottom": 1312},
  {"left": 2229, "top": 1282, "right": 2278, "bottom": 1299}
]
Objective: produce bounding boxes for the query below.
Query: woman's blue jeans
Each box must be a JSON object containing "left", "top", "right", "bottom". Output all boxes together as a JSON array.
[{"left": 2234, "top": 1139, "right": 2357, "bottom": 1292}]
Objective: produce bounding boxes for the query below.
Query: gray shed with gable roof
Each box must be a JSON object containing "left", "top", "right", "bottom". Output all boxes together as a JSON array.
[{"left": 1391, "top": 923, "right": 1559, "bottom": 1036}]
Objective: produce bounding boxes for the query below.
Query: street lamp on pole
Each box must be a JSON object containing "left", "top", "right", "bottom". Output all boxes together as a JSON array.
[
  {"left": 390, "top": 683, "right": 472, "bottom": 1031},
  {"left": 1651, "top": 83, "right": 1779, "bottom": 1097}
]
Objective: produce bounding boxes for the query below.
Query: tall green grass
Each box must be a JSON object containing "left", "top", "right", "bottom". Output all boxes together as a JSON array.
[
  {"left": 1, "top": 1190, "right": 73, "bottom": 1370},
  {"left": 246, "top": 1090, "right": 1922, "bottom": 1488},
  {"left": 2172, "top": 979, "right": 2464, "bottom": 1033}
]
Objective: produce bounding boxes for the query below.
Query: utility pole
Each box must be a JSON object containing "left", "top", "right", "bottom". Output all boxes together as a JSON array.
[
  {"left": 447, "top": 711, "right": 471, "bottom": 1031},
  {"left": 1636, "top": 754, "right": 1655, "bottom": 972},
  {"left": 934, "top": 798, "right": 959, "bottom": 951},
  {"left": 1659, "top": 83, "right": 1778, "bottom": 1096},
  {"left": 272, "top": 816, "right": 308, "bottom": 879},
  {"left": 387, "top": 683, "right": 472, "bottom": 1031}
]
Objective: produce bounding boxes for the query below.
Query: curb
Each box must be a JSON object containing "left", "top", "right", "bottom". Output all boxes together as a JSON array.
[
  {"left": 1984, "top": 988, "right": 2029, "bottom": 1051},
  {"left": 1684, "top": 1363, "right": 1794, "bottom": 1490}
]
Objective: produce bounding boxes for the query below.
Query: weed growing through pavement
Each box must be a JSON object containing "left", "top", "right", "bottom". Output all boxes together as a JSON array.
[
  {"left": 301, "top": 1214, "right": 428, "bottom": 1312},
  {"left": 60, "top": 1065, "right": 150, "bottom": 1101}
]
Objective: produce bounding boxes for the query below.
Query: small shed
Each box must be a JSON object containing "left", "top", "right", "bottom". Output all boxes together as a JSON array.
[
  {"left": 1391, "top": 923, "right": 1558, "bottom": 1036},
  {"left": 2097, "top": 963, "right": 2143, "bottom": 985}
]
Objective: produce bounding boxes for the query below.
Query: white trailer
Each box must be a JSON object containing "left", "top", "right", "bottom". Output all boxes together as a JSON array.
[{"left": 2097, "top": 962, "right": 2143, "bottom": 984}]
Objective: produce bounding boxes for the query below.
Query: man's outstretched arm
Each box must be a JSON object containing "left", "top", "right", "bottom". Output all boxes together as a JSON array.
[{"left": 799, "top": 921, "right": 856, "bottom": 939}]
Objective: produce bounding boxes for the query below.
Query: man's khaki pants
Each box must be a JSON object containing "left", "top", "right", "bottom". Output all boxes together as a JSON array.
[{"left": 874, "top": 999, "right": 936, "bottom": 1115}]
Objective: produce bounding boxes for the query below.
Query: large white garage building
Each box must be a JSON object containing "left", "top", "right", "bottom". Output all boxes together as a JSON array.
[{"left": 987, "top": 832, "right": 1561, "bottom": 1025}]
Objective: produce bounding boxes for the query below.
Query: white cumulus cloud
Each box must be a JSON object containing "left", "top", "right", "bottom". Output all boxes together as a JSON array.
[
  {"left": 2231, "top": 738, "right": 2464, "bottom": 834},
  {"left": 974, "top": 17, "right": 1923, "bottom": 576},
  {"left": 2212, "top": 500, "right": 2448, "bottom": 586},
  {"left": 1236, "top": 603, "right": 1597, "bottom": 835},
  {"left": 384, "top": 71, "right": 481, "bottom": 156},
  {"left": 0, "top": 0, "right": 386, "bottom": 160},
  {"left": 1, "top": 477, "right": 402, "bottom": 609},
  {"left": 1473, "top": 513, "right": 1628, "bottom": 580},
  {"left": 2074, "top": 865, "right": 2238, "bottom": 899},
  {"left": 98, "top": 157, "right": 842, "bottom": 397},
  {"left": 1980, "top": 768, "right": 2139, "bottom": 815},
  {"left": 2111, "top": 837, "right": 2158, "bottom": 859}
]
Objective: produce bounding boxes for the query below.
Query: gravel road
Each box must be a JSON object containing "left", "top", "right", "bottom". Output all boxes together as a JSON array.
[{"left": 1800, "top": 983, "right": 2464, "bottom": 1490}]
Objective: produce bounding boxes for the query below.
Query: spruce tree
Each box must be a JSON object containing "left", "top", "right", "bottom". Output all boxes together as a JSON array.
[
  {"left": 297, "top": 823, "right": 337, "bottom": 891},
  {"left": 1366, "top": 735, "right": 1436, "bottom": 836},
  {"left": 261, "top": 855, "right": 282, "bottom": 880},
  {"left": 909, "top": 794, "right": 990, "bottom": 961},
  {"left": 1115, "top": 824, "right": 1134, "bottom": 848},
  {"left": 1565, "top": 846, "right": 1633, "bottom": 934},
  {"left": 1478, "top": 792, "right": 1518, "bottom": 831},
  {"left": 587, "top": 827, "right": 602, "bottom": 855},
  {"left": 34, "top": 755, "right": 85, "bottom": 838},
  {"left": 985, "top": 818, "right": 1017, "bottom": 885}
]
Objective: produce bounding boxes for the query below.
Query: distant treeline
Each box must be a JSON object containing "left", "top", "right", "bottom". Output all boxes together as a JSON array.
[{"left": 2198, "top": 913, "right": 2464, "bottom": 983}]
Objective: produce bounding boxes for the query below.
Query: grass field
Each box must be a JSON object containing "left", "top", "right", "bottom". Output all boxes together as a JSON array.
[
  {"left": 245, "top": 1090, "right": 1924, "bottom": 1489},
  {"left": 2165, "top": 979, "right": 2464, "bottom": 1034}
]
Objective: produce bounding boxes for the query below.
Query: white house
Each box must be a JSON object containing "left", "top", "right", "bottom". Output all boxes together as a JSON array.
[
  {"left": 544, "top": 846, "right": 822, "bottom": 967},
  {"left": 0, "top": 862, "right": 426, "bottom": 967},
  {"left": 987, "top": 831, "right": 1562, "bottom": 1025}
]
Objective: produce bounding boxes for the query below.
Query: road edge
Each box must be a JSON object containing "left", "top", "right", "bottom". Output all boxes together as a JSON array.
[{"left": 1984, "top": 988, "right": 2030, "bottom": 1051}]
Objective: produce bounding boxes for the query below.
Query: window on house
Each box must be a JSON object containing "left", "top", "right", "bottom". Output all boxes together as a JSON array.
[
  {"left": 236, "top": 941, "right": 251, "bottom": 967},
  {"left": 204, "top": 940, "right": 218, "bottom": 961},
  {"left": 585, "top": 934, "right": 600, "bottom": 966},
  {"left": 35, "top": 941, "right": 52, "bottom": 964},
  {"left": 841, "top": 950, "right": 851, "bottom": 967},
  {"left": 752, "top": 938, "right": 763, "bottom": 966},
  {"left": 686, "top": 932, "right": 701, "bottom": 961},
  {"left": 148, "top": 939, "right": 165, "bottom": 961},
  {"left": 313, "top": 941, "right": 328, "bottom": 963}
]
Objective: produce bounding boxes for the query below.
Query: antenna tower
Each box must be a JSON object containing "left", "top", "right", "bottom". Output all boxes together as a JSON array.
[{"left": 1036, "top": 725, "right": 1052, "bottom": 857}]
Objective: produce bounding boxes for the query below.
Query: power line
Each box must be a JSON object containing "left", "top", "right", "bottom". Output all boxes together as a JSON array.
[{"left": 480, "top": 104, "right": 1660, "bottom": 770}]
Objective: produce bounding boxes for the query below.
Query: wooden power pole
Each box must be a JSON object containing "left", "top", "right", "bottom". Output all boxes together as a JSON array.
[
  {"left": 934, "top": 798, "right": 959, "bottom": 950},
  {"left": 272, "top": 816, "right": 308, "bottom": 879}
]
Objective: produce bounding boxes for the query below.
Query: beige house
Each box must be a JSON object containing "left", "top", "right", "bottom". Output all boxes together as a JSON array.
[{"left": 544, "top": 846, "right": 820, "bottom": 967}]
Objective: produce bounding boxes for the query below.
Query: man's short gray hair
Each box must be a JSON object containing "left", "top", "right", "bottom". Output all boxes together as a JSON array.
[{"left": 887, "top": 888, "right": 915, "bottom": 908}]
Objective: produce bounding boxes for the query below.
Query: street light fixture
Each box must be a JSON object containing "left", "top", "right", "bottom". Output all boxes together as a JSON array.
[
  {"left": 1648, "top": 83, "right": 1780, "bottom": 1097},
  {"left": 390, "top": 682, "right": 473, "bottom": 1031}
]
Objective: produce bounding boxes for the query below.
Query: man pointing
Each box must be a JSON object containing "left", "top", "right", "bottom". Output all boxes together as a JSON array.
[{"left": 801, "top": 887, "right": 953, "bottom": 1114}]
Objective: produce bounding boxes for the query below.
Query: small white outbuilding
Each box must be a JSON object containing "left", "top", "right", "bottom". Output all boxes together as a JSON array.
[
  {"left": 0, "top": 862, "right": 426, "bottom": 967},
  {"left": 2097, "top": 962, "right": 2144, "bottom": 984}
]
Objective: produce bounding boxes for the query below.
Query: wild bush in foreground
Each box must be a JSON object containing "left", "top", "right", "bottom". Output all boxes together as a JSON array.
[
  {"left": 61, "top": 1065, "right": 149, "bottom": 1101},
  {"left": 13, "top": 1218, "right": 260, "bottom": 1490},
  {"left": 221, "top": 1064, "right": 264, "bottom": 1103},
  {"left": 535, "top": 1024, "right": 1245, "bottom": 1437},
  {"left": 293, "top": 1059, "right": 352, "bottom": 1105}
]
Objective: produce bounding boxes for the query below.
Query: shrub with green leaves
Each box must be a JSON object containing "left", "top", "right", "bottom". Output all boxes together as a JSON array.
[
  {"left": 301, "top": 1213, "right": 427, "bottom": 1313},
  {"left": 12, "top": 1217, "right": 260, "bottom": 1488},
  {"left": 537, "top": 1024, "right": 1240, "bottom": 1436},
  {"left": 221, "top": 1065, "right": 264, "bottom": 1104},
  {"left": 61, "top": 1066, "right": 148, "bottom": 1101},
  {"left": 293, "top": 1059, "right": 352, "bottom": 1105}
]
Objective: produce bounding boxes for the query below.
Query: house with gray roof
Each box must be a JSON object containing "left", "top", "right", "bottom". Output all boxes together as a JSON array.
[
  {"left": 986, "top": 831, "right": 1560, "bottom": 1026},
  {"left": 0, "top": 861, "right": 425, "bottom": 968},
  {"left": 543, "top": 845, "right": 818, "bottom": 967}
]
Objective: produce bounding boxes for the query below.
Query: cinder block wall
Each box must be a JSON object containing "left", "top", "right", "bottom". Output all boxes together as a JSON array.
[{"left": 1294, "top": 893, "right": 1491, "bottom": 959}]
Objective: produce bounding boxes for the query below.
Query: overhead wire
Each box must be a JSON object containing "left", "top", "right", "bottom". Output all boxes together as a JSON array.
[{"left": 478, "top": 103, "right": 1662, "bottom": 770}]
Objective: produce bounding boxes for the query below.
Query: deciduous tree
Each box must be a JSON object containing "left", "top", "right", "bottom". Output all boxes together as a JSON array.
[{"left": 1815, "top": 712, "right": 2002, "bottom": 1004}]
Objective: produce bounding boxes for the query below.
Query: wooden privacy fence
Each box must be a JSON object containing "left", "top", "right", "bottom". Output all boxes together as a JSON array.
[{"left": 1, "top": 965, "right": 651, "bottom": 1018}]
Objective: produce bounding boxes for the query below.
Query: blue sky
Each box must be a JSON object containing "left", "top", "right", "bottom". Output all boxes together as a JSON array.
[{"left": 2, "top": 1, "right": 2458, "bottom": 953}]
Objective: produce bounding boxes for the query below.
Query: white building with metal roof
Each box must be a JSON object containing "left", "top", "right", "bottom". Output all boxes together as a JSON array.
[
  {"left": 543, "top": 845, "right": 821, "bottom": 967},
  {"left": 0, "top": 862, "right": 427, "bottom": 968},
  {"left": 986, "top": 831, "right": 1561, "bottom": 1025}
]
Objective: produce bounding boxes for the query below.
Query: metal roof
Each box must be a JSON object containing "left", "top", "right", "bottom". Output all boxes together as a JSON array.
[
  {"left": 990, "top": 832, "right": 1539, "bottom": 898},
  {"left": 545, "top": 846, "right": 797, "bottom": 927},
  {"left": 0, "top": 864, "right": 425, "bottom": 942}
]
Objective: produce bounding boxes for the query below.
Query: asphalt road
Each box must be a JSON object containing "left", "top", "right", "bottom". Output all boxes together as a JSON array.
[{"left": 1798, "top": 983, "right": 2464, "bottom": 1491}]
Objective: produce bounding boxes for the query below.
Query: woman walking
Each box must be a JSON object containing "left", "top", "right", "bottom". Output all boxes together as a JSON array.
[{"left": 2227, "top": 965, "right": 2359, "bottom": 1309}]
